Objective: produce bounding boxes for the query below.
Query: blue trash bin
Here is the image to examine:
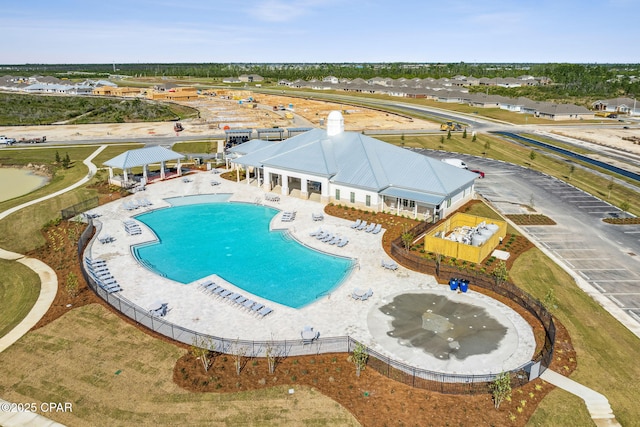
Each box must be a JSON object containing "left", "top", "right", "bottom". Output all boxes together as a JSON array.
[
  {"left": 459, "top": 279, "right": 469, "bottom": 293},
  {"left": 449, "top": 278, "right": 458, "bottom": 291}
]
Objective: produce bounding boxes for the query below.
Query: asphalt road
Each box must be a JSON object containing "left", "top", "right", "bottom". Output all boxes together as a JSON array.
[{"left": 417, "top": 149, "right": 640, "bottom": 332}]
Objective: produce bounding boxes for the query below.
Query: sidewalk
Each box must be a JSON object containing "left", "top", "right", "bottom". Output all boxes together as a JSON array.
[
  {"left": 541, "top": 369, "right": 620, "bottom": 426},
  {"left": 0, "top": 145, "right": 106, "bottom": 426}
]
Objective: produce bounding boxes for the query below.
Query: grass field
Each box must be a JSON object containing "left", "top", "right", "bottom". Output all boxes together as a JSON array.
[
  {"left": 0, "top": 259, "right": 40, "bottom": 337},
  {"left": 512, "top": 248, "right": 640, "bottom": 427},
  {"left": 0, "top": 304, "right": 359, "bottom": 427},
  {"left": 380, "top": 133, "right": 640, "bottom": 217},
  {"left": 1, "top": 122, "right": 639, "bottom": 424},
  {"left": 0, "top": 93, "right": 199, "bottom": 126},
  {"left": 463, "top": 200, "right": 640, "bottom": 427},
  {"left": 0, "top": 144, "right": 142, "bottom": 253}
]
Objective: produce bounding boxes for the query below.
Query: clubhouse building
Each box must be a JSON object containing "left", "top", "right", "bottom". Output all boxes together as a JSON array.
[{"left": 229, "top": 111, "right": 478, "bottom": 221}]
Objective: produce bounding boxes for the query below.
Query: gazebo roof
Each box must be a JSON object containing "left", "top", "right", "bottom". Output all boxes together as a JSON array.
[{"left": 104, "top": 146, "right": 185, "bottom": 169}]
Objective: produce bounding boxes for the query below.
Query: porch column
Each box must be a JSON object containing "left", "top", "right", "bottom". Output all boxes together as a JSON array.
[
  {"left": 160, "top": 161, "right": 166, "bottom": 180},
  {"left": 414, "top": 202, "right": 418, "bottom": 219},
  {"left": 123, "top": 169, "right": 129, "bottom": 184},
  {"left": 176, "top": 159, "right": 182, "bottom": 176},
  {"left": 263, "top": 171, "right": 272, "bottom": 191},
  {"left": 396, "top": 198, "right": 400, "bottom": 215},
  {"left": 281, "top": 174, "right": 289, "bottom": 196},
  {"left": 142, "top": 164, "right": 148, "bottom": 182},
  {"left": 320, "top": 178, "right": 330, "bottom": 203},
  {"left": 236, "top": 166, "right": 240, "bottom": 183},
  {"left": 108, "top": 168, "right": 114, "bottom": 179},
  {"left": 300, "top": 177, "right": 308, "bottom": 199}
]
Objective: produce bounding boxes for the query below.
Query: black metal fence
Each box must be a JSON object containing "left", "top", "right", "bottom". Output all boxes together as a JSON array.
[
  {"left": 390, "top": 226, "right": 556, "bottom": 379},
  {"left": 78, "top": 220, "right": 539, "bottom": 394},
  {"left": 61, "top": 197, "right": 99, "bottom": 220}
]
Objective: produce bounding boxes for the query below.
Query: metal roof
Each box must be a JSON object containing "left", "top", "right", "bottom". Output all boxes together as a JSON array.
[
  {"left": 380, "top": 187, "right": 445, "bottom": 206},
  {"left": 104, "top": 146, "right": 185, "bottom": 169},
  {"left": 232, "top": 128, "right": 477, "bottom": 199}
]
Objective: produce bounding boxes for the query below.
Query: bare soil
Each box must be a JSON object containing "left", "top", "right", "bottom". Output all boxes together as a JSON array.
[{"left": 0, "top": 93, "right": 438, "bottom": 143}]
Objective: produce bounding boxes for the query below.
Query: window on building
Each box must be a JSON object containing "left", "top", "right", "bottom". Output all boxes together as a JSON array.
[
  {"left": 336, "top": 189, "right": 340, "bottom": 200},
  {"left": 366, "top": 195, "right": 371, "bottom": 207},
  {"left": 402, "top": 199, "right": 415, "bottom": 208},
  {"left": 350, "top": 192, "right": 355, "bottom": 203}
]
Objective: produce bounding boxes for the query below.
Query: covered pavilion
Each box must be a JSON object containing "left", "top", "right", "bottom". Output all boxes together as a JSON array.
[{"left": 104, "top": 146, "right": 185, "bottom": 188}]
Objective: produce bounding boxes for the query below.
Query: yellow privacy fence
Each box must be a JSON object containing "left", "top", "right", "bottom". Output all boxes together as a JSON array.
[{"left": 424, "top": 213, "right": 507, "bottom": 263}]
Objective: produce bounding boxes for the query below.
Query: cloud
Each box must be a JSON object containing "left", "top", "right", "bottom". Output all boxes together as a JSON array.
[{"left": 245, "top": 0, "right": 329, "bottom": 23}]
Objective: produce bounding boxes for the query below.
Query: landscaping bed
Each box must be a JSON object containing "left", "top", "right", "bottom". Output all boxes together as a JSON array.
[
  {"left": 603, "top": 217, "right": 640, "bottom": 225},
  {"left": 506, "top": 214, "right": 557, "bottom": 226},
  {"left": 24, "top": 197, "right": 576, "bottom": 427}
]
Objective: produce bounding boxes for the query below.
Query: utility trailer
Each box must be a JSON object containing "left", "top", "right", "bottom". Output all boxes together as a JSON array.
[{"left": 18, "top": 136, "right": 47, "bottom": 144}]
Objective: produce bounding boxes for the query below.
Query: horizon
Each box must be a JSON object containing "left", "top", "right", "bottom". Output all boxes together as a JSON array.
[{"left": 4, "top": 0, "right": 639, "bottom": 64}]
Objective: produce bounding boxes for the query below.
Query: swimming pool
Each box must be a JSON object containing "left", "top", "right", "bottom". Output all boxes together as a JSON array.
[{"left": 132, "top": 200, "right": 354, "bottom": 308}]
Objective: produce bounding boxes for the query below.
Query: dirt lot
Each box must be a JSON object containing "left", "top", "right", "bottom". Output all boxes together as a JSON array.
[
  {"left": 551, "top": 126, "right": 640, "bottom": 156},
  {"left": 0, "top": 93, "right": 437, "bottom": 143}
]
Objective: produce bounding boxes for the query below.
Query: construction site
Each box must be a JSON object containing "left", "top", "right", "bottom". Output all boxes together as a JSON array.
[{"left": 0, "top": 90, "right": 438, "bottom": 142}]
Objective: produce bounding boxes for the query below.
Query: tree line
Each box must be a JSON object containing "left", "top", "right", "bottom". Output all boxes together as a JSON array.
[{"left": 5, "top": 62, "right": 639, "bottom": 99}]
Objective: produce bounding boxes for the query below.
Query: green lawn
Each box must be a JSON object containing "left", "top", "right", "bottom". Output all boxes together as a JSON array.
[
  {"left": 463, "top": 201, "right": 640, "bottom": 426},
  {"left": 381, "top": 133, "right": 640, "bottom": 217},
  {"left": 0, "top": 144, "right": 142, "bottom": 253},
  {"left": 0, "top": 93, "right": 199, "bottom": 125},
  {"left": 511, "top": 249, "right": 640, "bottom": 427},
  {"left": 0, "top": 259, "right": 40, "bottom": 338}
]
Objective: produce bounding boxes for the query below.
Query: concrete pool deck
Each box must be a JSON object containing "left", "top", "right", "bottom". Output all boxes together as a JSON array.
[{"left": 87, "top": 170, "right": 535, "bottom": 376}]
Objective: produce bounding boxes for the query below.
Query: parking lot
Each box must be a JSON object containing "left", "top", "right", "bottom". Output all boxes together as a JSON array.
[{"left": 417, "top": 149, "right": 640, "bottom": 332}]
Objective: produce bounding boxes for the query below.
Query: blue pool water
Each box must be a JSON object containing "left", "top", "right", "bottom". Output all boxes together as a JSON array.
[{"left": 132, "top": 201, "right": 354, "bottom": 308}]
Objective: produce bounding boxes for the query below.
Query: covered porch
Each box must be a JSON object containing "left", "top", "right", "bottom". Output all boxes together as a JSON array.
[{"left": 379, "top": 187, "right": 444, "bottom": 222}]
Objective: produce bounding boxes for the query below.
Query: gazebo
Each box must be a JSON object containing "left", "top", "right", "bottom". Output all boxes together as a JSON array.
[{"left": 104, "top": 146, "right": 185, "bottom": 188}]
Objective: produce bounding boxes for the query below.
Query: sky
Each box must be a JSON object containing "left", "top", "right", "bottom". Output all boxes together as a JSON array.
[{"left": 3, "top": 0, "right": 639, "bottom": 64}]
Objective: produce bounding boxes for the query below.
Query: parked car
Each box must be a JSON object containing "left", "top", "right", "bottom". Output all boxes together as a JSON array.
[
  {"left": 470, "top": 169, "right": 485, "bottom": 178},
  {"left": 441, "top": 158, "right": 468, "bottom": 169}
]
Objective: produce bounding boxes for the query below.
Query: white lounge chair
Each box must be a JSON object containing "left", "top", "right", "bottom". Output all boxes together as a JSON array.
[
  {"left": 250, "top": 303, "right": 265, "bottom": 315},
  {"left": 328, "top": 235, "right": 340, "bottom": 245},
  {"left": 357, "top": 221, "right": 368, "bottom": 231},
  {"left": 382, "top": 260, "right": 399, "bottom": 271},
  {"left": 350, "top": 219, "right": 362, "bottom": 229},
  {"left": 337, "top": 237, "right": 349, "bottom": 248},
  {"left": 243, "top": 299, "right": 257, "bottom": 311},
  {"left": 257, "top": 306, "right": 273, "bottom": 317},
  {"left": 309, "top": 228, "right": 323, "bottom": 237},
  {"left": 321, "top": 233, "right": 334, "bottom": 243},
  {"left": 372, "top": 223, "right": 382, "bottom": 234},
  {"left": 365, "top": 223, "right": 376, "bottom": 232}
]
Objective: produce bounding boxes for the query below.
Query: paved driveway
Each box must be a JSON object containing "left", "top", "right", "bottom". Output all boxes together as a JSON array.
[{"left": 415, "top": 149, "right": 640, "bottom": 334}]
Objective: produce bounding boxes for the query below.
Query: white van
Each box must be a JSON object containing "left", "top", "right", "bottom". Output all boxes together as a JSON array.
[{"left": 441, "top": 158, "right": 468, "bottom": 169}]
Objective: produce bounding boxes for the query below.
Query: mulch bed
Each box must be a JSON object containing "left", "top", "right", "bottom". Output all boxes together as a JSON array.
[
  {"left": 602, "top": 217, "right": 640, "bottom": 224},
  {"left": 506, "top": 214, "right": 557, "bottom": 226},
  {"left": 26, "top": 191, "right": 576, "bottom": 427}
]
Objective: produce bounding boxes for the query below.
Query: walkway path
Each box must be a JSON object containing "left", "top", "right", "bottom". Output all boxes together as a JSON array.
[
  {"left": 0, "top": 145, "right": 106, "bottom": 426},
  {"left": 0, "top": 143, "right": 623, "bottom": 425},
  {"left": 541, "top": 369, "right": 620, "bottom": 426}
]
